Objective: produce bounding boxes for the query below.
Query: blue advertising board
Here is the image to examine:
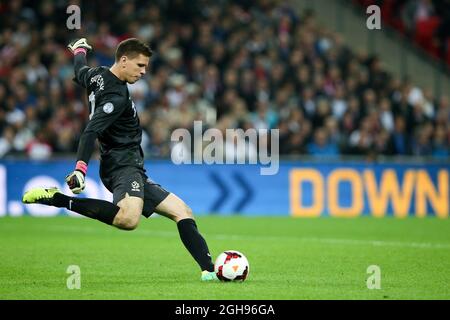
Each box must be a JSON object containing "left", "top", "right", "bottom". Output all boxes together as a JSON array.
[{"left": 0, "top": 160, "right": 448, "bottom": 217}]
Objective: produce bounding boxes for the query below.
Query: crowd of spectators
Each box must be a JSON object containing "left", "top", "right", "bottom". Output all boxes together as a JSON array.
[
  {"left": 0, "top": 0, "right": 449, "bottom": 161},
  {"left": 354, "top": 0, "right": 450, "bottom": 66}
]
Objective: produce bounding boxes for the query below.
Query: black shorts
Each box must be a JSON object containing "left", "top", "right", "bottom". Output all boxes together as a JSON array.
[{"left": 100, "top": 166, "right": 170, "bottom": 218}]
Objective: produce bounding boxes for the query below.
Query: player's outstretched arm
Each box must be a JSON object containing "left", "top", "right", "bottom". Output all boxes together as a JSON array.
[
  {"left": 68, "top": 38, "right": 93, "bottom": 88},
  {"left": 65, "top": 37, "right": 95, "bottom": 194}
]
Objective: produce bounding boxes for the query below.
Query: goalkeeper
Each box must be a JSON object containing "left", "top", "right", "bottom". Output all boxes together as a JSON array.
[{"left": 22, "top": 38, "right": 218, "bottom": 281}]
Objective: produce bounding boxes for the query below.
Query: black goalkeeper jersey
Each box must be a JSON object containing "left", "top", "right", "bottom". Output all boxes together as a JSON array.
[{"left": 73, "top": 54, "right": 144, "bottom": 171}]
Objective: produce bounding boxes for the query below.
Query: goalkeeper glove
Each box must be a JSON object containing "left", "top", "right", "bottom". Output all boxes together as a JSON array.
[
  {"left": 67, "top": 38, "right": 92, "bottom": 55},
  {"left": 65, "top": 161, "right": 87, "bottom": 194}
]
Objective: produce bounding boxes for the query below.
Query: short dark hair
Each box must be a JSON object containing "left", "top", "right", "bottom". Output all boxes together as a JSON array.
[{"left": 115, "top": 38, "right": 153, "bottom": 61}]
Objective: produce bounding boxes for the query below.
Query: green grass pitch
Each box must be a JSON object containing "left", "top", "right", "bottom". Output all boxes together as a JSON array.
[{"left": 0, "top": 215, "right": 449, "bottom": 300}]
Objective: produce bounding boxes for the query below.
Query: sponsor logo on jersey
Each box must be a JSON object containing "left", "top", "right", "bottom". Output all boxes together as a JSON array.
[{"left": 90, "top": 74, "right": 105, "bottom": 91}]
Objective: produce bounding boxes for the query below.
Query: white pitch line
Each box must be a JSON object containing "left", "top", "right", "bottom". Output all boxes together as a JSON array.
[
  {"left": 297, "top": 237, "right": 450, "bottom": 249},
  {"left": 207, "top": 234, "right": 450, "bottom": 249},
  {"left": 12, "top": 223, "right": 450, "bottom": 250}
]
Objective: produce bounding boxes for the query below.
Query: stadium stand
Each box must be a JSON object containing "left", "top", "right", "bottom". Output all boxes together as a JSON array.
[
  {"left": 0, "top": 0, "right": 448, "bottom": 160},
  {"left": 353, "top": 0, "right": 450, "bottom": 65}
]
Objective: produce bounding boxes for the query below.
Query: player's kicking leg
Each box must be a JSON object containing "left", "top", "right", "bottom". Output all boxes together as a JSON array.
[
  {"left": 22, "top": 187, "right": 141, "bottom": 230},
  {"left": 154, "top": 193, "right": 218, "bottom": 281},
  {"left": 23, "top": 186, "right": 218, "bottom": 281}
]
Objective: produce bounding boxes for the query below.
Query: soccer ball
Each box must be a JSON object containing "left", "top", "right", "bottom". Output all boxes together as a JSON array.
[{"left": 214, "top": 250, "right": 249, "bottom": 281}]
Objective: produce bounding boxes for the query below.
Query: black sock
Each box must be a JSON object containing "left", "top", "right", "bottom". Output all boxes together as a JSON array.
[
  {"left": 177, "top": 218, "right": 214, "bottom": 272},
  {"left": 52, "top": 192, "right": 120, "bottom": 225}
]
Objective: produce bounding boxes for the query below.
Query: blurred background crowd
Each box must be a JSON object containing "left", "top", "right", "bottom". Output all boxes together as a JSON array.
[
  {"left": 0, "top": 0, "right": 449, "bottom": 161},
  {"left": 354, "top": 0, "right": 450, "bottom": 65}
]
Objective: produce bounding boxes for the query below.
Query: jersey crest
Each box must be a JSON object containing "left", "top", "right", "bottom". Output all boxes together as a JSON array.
[{"left": 103, "top": 102, "right": 114, "bottom": 114}]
